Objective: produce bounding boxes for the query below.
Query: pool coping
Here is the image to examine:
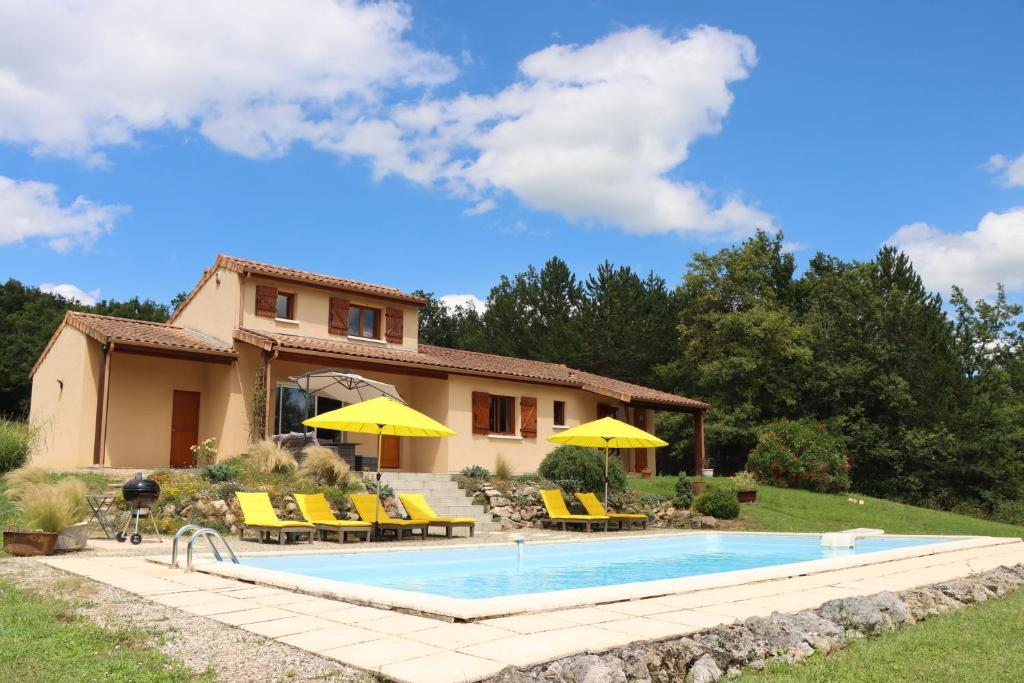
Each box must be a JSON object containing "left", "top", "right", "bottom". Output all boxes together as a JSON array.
[{"left": 185, "top": 532, "right": 1019, "bottom": 621}]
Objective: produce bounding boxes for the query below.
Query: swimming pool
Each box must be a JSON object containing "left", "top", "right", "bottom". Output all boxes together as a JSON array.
[{"left": 241, "top": 533, "right": 948, "bottom": 600}]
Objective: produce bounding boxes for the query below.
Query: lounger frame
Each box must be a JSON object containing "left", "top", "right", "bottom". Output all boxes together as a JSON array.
[
  {"left": 314, "top": 523, "right": 373, "bottom": 543},
  {"left": 542, "top": 517, "right": 609, "bottom": 532},
  {"left": 239, "top": 524, "right": 315, "bottom": 544}
]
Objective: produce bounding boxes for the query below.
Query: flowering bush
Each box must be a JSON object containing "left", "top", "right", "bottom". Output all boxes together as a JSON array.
[{"left": 747, "top": 419, "right": 851, "bottom": 493}]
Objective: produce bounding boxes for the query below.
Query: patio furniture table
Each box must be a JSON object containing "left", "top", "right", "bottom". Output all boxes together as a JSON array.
[{"left": 86, "top": 493, "right": 121, "bottom": 540}]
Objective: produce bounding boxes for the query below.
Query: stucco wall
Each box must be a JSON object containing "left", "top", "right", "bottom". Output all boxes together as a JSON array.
[
  {"left": 443, "top": 375, "right": 610, "bottom": 475},
  {"left": 171, "top": 267, "right": 241, "bottom": 344},
  {"left": 28, "top": 326, "right": 101, "bottom": 469},
  {"left": 241, "top": 278, "right": 419, "bottom": 352}
]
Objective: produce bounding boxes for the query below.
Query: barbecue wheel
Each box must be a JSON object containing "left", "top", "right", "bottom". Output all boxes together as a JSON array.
[
  {"left": 116, "top": 533, "right": 127, "bottom": 543},
  {"left": 130, "top": 534, "right": 142, "bottom": 545}
]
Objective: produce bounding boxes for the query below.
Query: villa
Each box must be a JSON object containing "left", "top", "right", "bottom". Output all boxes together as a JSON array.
[{"left": 28, "top": 255, "right": 708, "bottom": 474}]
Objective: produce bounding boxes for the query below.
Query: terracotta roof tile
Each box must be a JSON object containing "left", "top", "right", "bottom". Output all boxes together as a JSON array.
[
  {"left": 217, "top": 255, "right": 426, "bottom": 304},
  {"left": 236, "top": 328, "right": 706, "bottom": 411},
  {"left": 67, "top": 312, "right": 237, "bottom": 355}
]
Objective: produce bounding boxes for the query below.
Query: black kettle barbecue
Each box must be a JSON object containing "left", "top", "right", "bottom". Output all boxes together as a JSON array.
[{"left": 117, "top": 472, "right": 162, "bottom": 545}]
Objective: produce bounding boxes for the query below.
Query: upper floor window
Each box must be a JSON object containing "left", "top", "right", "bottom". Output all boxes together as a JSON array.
[
  {"left": 349, "top": 304, "right": 380, "bottom": 339},
  {"left": 554, "top": 400, "right": 566, "bottom": 427},
  {"left": 276, "top": 292, "right": 295, "bottom": 320},
  {"left": 489, "top": 395, "right": 515, "bottom": 435}
]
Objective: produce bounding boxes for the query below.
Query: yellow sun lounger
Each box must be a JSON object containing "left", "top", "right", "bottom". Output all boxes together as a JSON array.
[
  {"left": 398, "top": 492, "right": 475, "bottom": 537},
  {"left": 293, "top": 493, "right": 372, "bottom": 543},
  {"left": 350, "top": 493, "right": 428, "bottom": 540},
  {"left": 539, "top": 489, "right": 608, "bottom": 532},
  {"left": 576, "top": 492, "right": 648, "bottom": 530},
  {"left": 235, "top": 491, "right": 315, "bottom": 544}
]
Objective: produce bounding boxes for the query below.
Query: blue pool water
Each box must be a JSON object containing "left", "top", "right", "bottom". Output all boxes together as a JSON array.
[{"left": 242, "top": 534, "right": 948, "bottom": 599}]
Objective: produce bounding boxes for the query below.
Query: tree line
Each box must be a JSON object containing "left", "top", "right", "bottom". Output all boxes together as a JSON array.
[
  {"left": 0, "top": 279, "right": 184, "bottom": 416},
  {"left": 1, "top": 233, "right": 1021, "bottom": 521},
  {"left": 415, "top": 232, "right": 1023, "bottom": 522}
]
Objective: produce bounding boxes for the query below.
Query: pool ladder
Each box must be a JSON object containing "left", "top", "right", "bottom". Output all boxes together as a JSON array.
[{"left": 171, "top": 525, "right": 240, "bottom": 572}]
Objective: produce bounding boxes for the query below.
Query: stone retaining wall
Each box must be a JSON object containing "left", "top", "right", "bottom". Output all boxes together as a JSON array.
[{"left": 486, "top": 563, "right": 1024, "bottom": 682}]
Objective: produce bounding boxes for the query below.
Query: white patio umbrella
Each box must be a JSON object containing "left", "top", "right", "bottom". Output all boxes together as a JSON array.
[{"left": 290, "top": 368, "right": 405, "bottom": 405}]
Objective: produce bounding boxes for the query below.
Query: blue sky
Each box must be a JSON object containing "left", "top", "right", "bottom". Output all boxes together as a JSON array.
[{"left": 0, "top": 1, "right": 1022, "bottom": 307}]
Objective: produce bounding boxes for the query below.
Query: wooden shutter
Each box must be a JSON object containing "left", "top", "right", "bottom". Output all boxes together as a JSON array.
[
  {"left": 328, "top": 297, "right": 349, "bottom": 335},
  {"left": 255, "top": 285, "right": 277, "bottom": 318},
  {"left": 520, "top": 396, "right": 537, "bottom": 438},
  {"left": 472, "top": 391, "right": 490, "bottom": 434},
  {"left": 385, "top": 307, "right": 404, "bottom": 343}
]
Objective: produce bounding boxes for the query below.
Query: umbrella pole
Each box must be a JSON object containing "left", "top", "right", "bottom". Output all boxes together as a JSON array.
[
  {"left": 604, "top": 441, "right": 610, "bottom": 510},
  {"left": 374, "top": 428, "right": 383, "bottom": 541}
]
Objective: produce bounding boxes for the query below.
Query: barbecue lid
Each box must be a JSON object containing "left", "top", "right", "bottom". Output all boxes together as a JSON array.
[{"left": 122, "top": 472, "right": 160, "bottom": 496}]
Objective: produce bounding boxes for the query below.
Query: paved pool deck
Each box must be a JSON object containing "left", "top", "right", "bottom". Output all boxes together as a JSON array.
[{"left": 35, "top": 532, "right": 1024, "bottom": 683}]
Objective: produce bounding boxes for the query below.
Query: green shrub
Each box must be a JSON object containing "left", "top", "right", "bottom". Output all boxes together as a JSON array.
[
  {"left": 694, "top": 485, "right": 740, "bottom": 519},
  {"left": 674, "top": 473, "right": 695, "bottom": 508},
  {"left": 461, "top": 465, "right": 490, "bottom": 480},
  {"left": 200, "top": 462, "right": 240, "bottom": 483},
  {"left": 538, "top": 445, "right": 627, "bottom": 496},
  {"left": 747, "top": 419, "right": 851, "bottom": 493},
  {"left": 0, "top": 420, "right": 35, "bottom": 474}
]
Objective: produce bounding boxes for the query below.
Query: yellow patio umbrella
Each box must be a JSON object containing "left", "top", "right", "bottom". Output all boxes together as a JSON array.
[
  {"left": 304, "top": 396, "right": 456, "bottom": 538},
  {"left": 547, "top": 416, "right": 668, "bottom": 507}
]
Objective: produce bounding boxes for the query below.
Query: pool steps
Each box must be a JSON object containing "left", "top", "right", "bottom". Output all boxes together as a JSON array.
[{"left": 371, "top": 472, "right": 503, "bottom": 534}]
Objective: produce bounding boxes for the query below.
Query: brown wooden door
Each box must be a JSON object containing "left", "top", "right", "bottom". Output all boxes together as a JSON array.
[
  {"left": 597, "top": 404, "right": 618, "bottom": 419},
  {"left": 379, "top": 435, "right": 400, "bottom": 469},
  {"left": 170, "top": 390, "right": 200, "bottom": 468},
  {"left": 633, "top": 409, "right": 649, "bottom": 471}
]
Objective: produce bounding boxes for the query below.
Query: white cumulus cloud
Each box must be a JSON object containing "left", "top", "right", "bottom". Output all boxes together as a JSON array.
[
  {"left": 0, "top": 0, "right": 455, "bottom": 161},
  {"left": 40, "top": 283, "right": 101, "bottom": 305},
  {"left": 0, "top": 4, "right": 770, "bottom": 238},
  {"left": 886, "top": 208, "right": 1024, "bottom": 299},
  {"left": 440, "top": 293, "right": 486, "bottom": 311},
  {"left": 339, "top": 26, "right": 772, "bottom": 238},
  {"left": 986, "top": 153, "right": 1024, "bottom": 188},
  {"left": 0, "top": 176, "right": 127, "bottom": 251}
]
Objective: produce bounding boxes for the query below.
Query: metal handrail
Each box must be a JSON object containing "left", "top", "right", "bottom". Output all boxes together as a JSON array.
[
  {"left": 184, "top": 528, "right": 240, "bottom": 572},
  {"left": 170, "top": 524, "right": 204, "bottom": 568}
]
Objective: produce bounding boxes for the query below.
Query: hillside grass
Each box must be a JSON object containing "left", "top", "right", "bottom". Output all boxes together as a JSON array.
[
  {"left": 743, "top": 587, "right": 1024, "bottom": 681},
  {"left": 630, "top": 476, "right": 1024, "bottom": 538},
  {"left": 0, "top": 578, "right": 210, "bottom": 683}
]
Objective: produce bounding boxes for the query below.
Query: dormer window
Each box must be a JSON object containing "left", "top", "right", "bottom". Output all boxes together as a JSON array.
[
  {"left": 276, "top": 292, "right": 295, "bottom": 320},
  {"left": 349, "top": 305, "right": 380, "bottom": 339}
]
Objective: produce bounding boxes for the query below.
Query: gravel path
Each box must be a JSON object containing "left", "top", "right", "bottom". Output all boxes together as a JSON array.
[{"left": 0, "top": 557, "right": 368, "bottom": 682}]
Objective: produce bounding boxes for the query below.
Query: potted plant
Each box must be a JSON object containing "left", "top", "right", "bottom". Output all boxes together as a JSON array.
[
  {"left": 2, "top": 475, "right": 86, "bottom": 556},
  {"left": 701, "top": 456, "right": 715, "bottom": 478},
  {"left": 733, "top": 471, "right": 759, "bottom": 504}
]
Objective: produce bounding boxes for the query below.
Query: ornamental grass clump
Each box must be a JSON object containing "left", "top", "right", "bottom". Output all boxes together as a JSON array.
[
  {"left": 747, "top": 418, "right": 851, "bottom": 493},
  {"left": 0, "top": 420, "right": 36, "bottom": 474},
  {"left": 15, "top": 479, "right": 87, "bottom": 532},
  {"left": 3, "top": 466, "right": 51, "bottom": 500},
  {"left": 248, "top": 440, "right": 297, "bottom": 474},
  {"left": 732, "top": 471, "right": 760, "bottom": 492},
  {"left": 298, "top": 445, "right": 350, "bottom": 486}
]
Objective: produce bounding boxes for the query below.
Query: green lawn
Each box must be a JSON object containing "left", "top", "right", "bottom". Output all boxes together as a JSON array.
[
  {"left": 630, "top": 476, "right": 1024, "bottom": 537},
  {"left": 743, "top": 587, "right": 1024, "bottom": 681},
  {"left": 0, "top": 579, "right": 208, "bottom": 683}
]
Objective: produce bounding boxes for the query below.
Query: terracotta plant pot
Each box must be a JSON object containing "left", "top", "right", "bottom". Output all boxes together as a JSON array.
[
  {"left": 737, "top": 490, "right": 758, "bottom": 504},
  {"left": 56, "top": 522, "right": 90, "bottom": 551},
  {"left": 692, "top": 481, "right": 707, "bottom": 495},
  {"left": 3, "top": 530, "right": 59, "bottom": 557}
]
